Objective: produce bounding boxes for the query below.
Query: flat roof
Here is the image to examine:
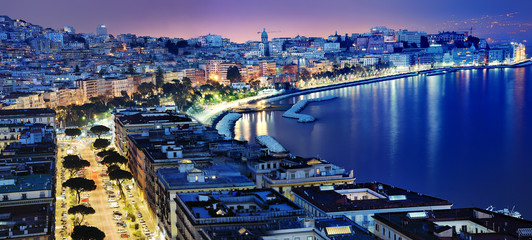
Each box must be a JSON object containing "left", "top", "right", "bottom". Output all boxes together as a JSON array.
[
  {"left": 292, "top": 182, "right": 452, "bottom": 212},
  {"left": 0, "top": 108, "right": 55, "bottom": 117},
  {"left": 0, "top": 174, "right": 52, "bottom": 193},
  {"left": 177, "top": 189, "right": 303, "bottom": 219},
  {"left": 117, "top": 112, "right": 193, "bottom": 125},
  {"left": 315, "top": 216, "right": 378, "bottom": 240},
  {"left": 373, "top": 208, "right": 532, "bottom": 240},
  {"left": 157, "top": 165, "right": 255, "bottom": 190}
]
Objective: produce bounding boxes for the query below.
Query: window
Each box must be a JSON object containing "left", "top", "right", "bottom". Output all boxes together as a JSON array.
[
  {"left": 2, "top": 195, "right": 7, "bottom": 201},
  {"left": 376, "top": 224, "right": 380, "bottom": 231},
  {"left": 316, "top": 168, "right": 320, "bottom": 175},
  {"left": 21, "top": 194, "right": 27, "bottom": 199},
  {"left": 307, "top": 237, "right": 314, "bottom": 240}
]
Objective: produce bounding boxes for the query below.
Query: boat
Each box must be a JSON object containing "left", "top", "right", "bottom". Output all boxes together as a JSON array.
[{"left": 486, "top": 205, "right": 522, "bottom": 219}]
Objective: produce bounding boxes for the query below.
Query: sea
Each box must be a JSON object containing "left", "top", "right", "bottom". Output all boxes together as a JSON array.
[{"left": 235, "top": 65, "right": 532, "bottom": 218}]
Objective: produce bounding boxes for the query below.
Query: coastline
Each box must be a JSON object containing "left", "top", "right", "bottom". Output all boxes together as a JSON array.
[{"left": 203, "top": 60, "right": 532, "bottom": 133}]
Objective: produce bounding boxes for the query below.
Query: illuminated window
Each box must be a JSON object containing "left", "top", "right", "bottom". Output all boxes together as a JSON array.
[
  {"left": 195, "top": 176, "right": 198, "bottom": 182},
  {"left": 316, "top": 169, "right": 320, "bottom": 175}
]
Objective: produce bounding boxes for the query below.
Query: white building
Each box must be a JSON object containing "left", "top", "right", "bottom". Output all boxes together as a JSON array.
[{"left": 96, "top": 24, "right": 107, "bottom": 36}]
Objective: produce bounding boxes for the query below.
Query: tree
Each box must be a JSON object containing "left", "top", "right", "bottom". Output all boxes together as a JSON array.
[
  {"left": 182, "top": 77, "right": 192, "bottom": 87},
  {"left": 63, "top": 155, "right": 90, "bottom": 177},
  {"left": 89, "top": 125, "right": 110, "bottom": 139},
  {"left": 127, "top": 64, "right": 135, "bottom": 74},
  {"left": 226, "top": 66, "right": 241, "bottom": 83},
  {"left": 71, "top": 225, "right": 105, "bottom": 240},
  {"left": 109, "top": 169, "right": 133, "bottom": 201},
  {"left": 97, "top": 149, "right": 117, "bottom": 158},
  {"left": 65, "top": 128, "right": 82, "bottom": 145},
  {"left": 155, "top": 66, "right": 164, "bottom": 88},
  {"left": 93, "top": 139, "right": 110, "bottom": 150},
  {"left": 101, "top": 153, "right": 128, "bottom": 166},
  {"left": 63, "top": 178, "right": 97, "bottom": 204},
  {"left": 137, "top": 82, "right": 155, "bottom": 97},
  {"left": 65, "top": 128, "right": 82, "bottom": 138},
  {"left": 68, "top": 205, "right": 96, "bottom": 226},
  {"left": 107, "top": 164, "right": 120, "bottom": 173},
  {"left": 299, "top": 68, "right": 311, "bottom": 81}
]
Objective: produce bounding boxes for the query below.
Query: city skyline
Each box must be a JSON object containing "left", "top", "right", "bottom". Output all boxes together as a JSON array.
[{"left": 3, "top": 0, "right": 532, "bottom": 43}]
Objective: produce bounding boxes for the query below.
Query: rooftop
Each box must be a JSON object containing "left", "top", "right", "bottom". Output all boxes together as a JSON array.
[
  {"left": 373, "top": 208, "right": 532, "bottom": 240},
  {"left": 157, "top": 164, "right": 255, "bottom": 190},
  {"left": 116, "top": 112, "right": 193, "bottom": 126},
  {"left": 314, "top": 216, "right": 378, "bottom": 240},
  {"left": 0, "top": 108, "right": 55, "bottom": 117},
  {"left": 177, "top": 189, "right": 305, "bottom": 223},
  {"left": 292, "top": 182, "right": 452, "bottom": 212},
  {"left": 0, "top": 174, "right": 52, "bottom": 193}
]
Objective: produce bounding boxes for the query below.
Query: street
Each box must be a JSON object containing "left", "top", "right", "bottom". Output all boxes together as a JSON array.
[{"left": 55, "top": 138, "right": 158, "bottom": 240}]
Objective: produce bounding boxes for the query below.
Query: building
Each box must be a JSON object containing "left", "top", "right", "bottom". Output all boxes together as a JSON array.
[
  {"left": 173, "top": 189, "right": 306, "bottom": 240},
  {"left": 397, "top": 30, "right": 426, "bottom": 46},
  {"left": 155, "top": 164, "right": 256, "bottom": 239},
  {"left": 113, "top": 107, "right": 196, "bottom": 155},
  {"left": 0, "top": 108, "right": 56, "bottom": 240},
  {"left": 373, "top": 208, "right": 532, "bottom": 240},
  {"left": 202, "top": 216, "right": 378, "bottom": 240},
  {"left": 96, "top": 24, "right": 107, "bottom": 36},
  {"left": 389, "top": 54, "right": 412, "bottom": 71},
  {"left": 292, "top": 182, "right": 453, "bottom": 232},
  {"left": 0, "top": 108, "right": 56, "bottom": 129},
  {"left": 248, "top": 156, "right": 355, "bottom": 200}
]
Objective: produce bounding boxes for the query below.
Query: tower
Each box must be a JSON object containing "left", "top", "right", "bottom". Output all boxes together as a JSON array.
[
  {"left": 261, "top": 28, "right": 268, "bottom": 43},
  {"left": 97, "top": 24, "right": 107, "bottom": 36}
]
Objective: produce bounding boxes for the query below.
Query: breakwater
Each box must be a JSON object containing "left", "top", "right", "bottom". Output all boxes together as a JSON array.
[
  {"left": 215, "top": 112, "right": 242, "bottom": 139},
  {"left": 282, "top": 95, "right": 336, "bottom": 122},
  {"left": 256, "top": 135, "right": 287, "bottom": 153}
]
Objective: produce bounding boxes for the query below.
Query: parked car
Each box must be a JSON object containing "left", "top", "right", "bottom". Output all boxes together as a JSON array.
[
  {"left": 120, "top": 234, "right": 129, "bottom": 238},
  {"left": 117, "top": 228, "right": 127, "bottom": 233}
]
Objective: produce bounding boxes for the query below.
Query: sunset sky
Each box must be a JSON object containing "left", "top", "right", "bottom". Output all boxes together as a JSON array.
[{"left": 3, "top": 0, "right": 531, "bottom": 43}]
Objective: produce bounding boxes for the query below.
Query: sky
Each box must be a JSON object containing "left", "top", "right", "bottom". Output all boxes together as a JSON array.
[{"left": 2, "top": 0, "right": 532, "bottom": 43}]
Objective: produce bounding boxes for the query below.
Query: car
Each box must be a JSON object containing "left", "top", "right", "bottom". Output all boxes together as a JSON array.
[
  {"left": 137, "top": 213, "right": 142, "bottom": 218},
  {"left": 113, "top": 211, "right": 122, "bottom": 216},
  {"left": 138, "top": 219, "right": 145, "bottom": 223},
  {"left": 130, "top": 200, "right": 135, "bottom": 204},
  {"left": 108, "top": 198, "right": 116, "bottom": 202},
  {"left": 117, "top": 228, "right": 127, "bottom": 233},
  {"left": 114, "top": 215, "right": 122, "bottom": 220},
  {"left": 120, "top": 234, "right": 129, "bottom": 238},
  {"left": 128, "top": 193, "right": 133, "bottom": 198},
  {"left": 109, "top": 202, "right": 119, "bottom": 208}
]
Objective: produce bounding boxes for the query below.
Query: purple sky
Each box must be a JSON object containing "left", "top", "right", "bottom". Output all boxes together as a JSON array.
[{"left": 3, "top": 0, "right": 531, "bottom": 43}]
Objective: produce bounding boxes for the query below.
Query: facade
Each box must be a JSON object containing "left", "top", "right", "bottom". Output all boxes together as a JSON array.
[
  {"left": 155, "top": 164, "right": 255, "bottom": 239},
  {"left": 248, "top": 156, "right": 355, "bottom": 200},
  {"left": 292, "top": 182, "right": 453, "bottom": 232},
  {"left": 0, "top": 108, "right": 56, "bottom": 129},
  {"left": 373, "top": 208, "right": 532, "bottom": 240}
]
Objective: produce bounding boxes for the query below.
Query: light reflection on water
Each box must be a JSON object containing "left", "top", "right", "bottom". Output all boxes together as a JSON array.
[{"left": 234, "top": 66, "right": 532, "bottom": 218}]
